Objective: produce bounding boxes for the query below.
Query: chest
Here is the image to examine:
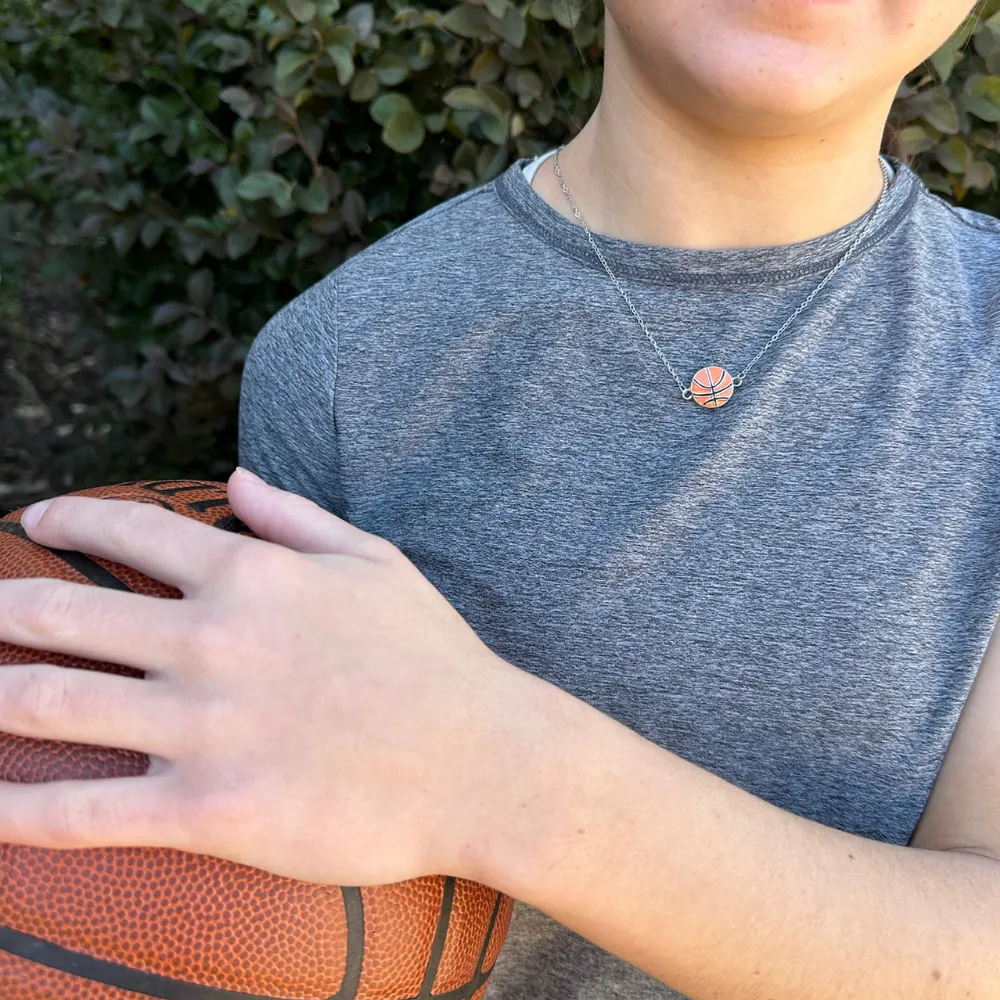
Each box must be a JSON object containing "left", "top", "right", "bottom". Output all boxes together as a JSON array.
[{"left": 335, "top": 296, "right": 1000, "bottom": 844}]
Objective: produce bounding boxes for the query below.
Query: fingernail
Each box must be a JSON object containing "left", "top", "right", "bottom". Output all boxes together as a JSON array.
[
  {"left": 20, "top": 499, "right": 52, "bottom": 531},
  {"left": 233, "top": 466, "right": 263, "bottom": 483}
]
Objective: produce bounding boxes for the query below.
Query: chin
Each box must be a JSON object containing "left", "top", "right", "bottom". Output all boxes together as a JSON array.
[
  {"left": 684, "top": 55, "right": 883, "bottom": 135},
  {"left": 603, "top": 0, "right": 975, "bottom": 135}
]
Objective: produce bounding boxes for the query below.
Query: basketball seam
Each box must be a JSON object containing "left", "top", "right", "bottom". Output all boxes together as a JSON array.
[
  {"left": 0, "top": 919, "right": 504, "bottom": 1000},
  {"left": 0, "top": 522, "right": 135, "bottom": 593},
  {"left": 417, "top": 876, "right": 455, "bottom": 1000}
]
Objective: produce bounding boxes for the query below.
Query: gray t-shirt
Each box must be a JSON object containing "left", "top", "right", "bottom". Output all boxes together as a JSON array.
[{"left": 238, "top": 159, "right": 1000, "bottom": 1000}]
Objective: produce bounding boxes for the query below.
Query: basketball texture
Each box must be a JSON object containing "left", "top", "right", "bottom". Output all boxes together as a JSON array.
[{"left": 0, "top": 481, "right": 513, "bottom": 1000}]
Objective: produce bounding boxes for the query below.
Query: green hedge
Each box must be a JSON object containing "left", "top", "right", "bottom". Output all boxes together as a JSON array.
[{"left": 2, "top": 0, "right": 1000, "bottom": 489}]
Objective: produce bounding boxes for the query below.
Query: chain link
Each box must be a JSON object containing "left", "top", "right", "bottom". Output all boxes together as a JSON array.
[{"left": 551, "top": 147, "right": 891, "bottom": 402}]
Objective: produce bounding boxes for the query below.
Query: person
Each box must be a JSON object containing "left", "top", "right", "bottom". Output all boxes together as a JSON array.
[{"left": 2, "top": 0, "right": 999, "bottom": 997}]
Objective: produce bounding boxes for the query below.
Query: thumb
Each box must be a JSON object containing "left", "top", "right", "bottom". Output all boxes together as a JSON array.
[{"left": 226, "top": 467, "right": 386, "bottom": 559}]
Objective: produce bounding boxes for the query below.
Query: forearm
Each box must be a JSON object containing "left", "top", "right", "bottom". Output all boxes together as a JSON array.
[{"left": 478, "top": 694, "right": 1000, "bottom": 1000}]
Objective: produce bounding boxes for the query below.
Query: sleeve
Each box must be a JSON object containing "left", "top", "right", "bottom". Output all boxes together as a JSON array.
[{"left": 237, "top": 274, "right": 346, "bottom": 517}]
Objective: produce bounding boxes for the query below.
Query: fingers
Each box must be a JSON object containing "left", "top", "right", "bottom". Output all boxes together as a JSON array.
[
  {"left": 0, "top": 578, "right": 192, "bottom": 674},
  {"left": 20, "top": 495, "right": 244, "bottom": 592},
  {"left": 0, "top": 774, "right": 187, "bottom": 851},
  {"left": 227, "top": 467, "right": 395, "bottom": 560},
  {"left": 0, "top": 665, "right": 178, "bottom": 756}
]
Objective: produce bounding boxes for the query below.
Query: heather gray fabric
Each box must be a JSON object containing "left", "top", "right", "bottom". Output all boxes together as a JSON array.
[{"left": 238, "top": 158, "right": 1000, "bottom": 1000}]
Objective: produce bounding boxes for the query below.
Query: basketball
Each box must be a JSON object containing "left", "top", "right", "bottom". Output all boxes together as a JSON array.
[
  {"left": 689, "top": 366, "right": 735, "bottom": 409},
  {"left": 0, "top": 480, "right": 513, "bottom": 1000}
]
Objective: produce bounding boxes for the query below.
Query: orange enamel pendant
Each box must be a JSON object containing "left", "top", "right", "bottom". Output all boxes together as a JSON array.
[{"left": 689, "top": 366, "right": 735, "bottom": 409}]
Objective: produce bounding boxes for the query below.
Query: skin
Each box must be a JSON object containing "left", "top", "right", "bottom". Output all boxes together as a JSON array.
[
  {"left": 0, "top": 3, "right": 998, "bottom": 998},
  {"left": 535, "top": 0, "right": 980, "bottom": 248}
]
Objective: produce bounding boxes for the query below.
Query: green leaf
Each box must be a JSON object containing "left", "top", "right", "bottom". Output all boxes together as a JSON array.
[
  {"left": 177, "top": 230, "right": 212, "bottom": 267},
  {"left": 346, "top": 2, "right": 375, "bottom": 40},
  {"left": 480, "top": 112, "right": 509, "bottom": 145},
  {"left": 349, "top": 68, "right": 380, "bottom": 102},
  {"left": 212, "top": 164, "right": 241, "bottom": 210},
  {"left": 128, "top": 122, "right": 160, "bottom": 143},
  {"left": 319, "top": 165, "right": 343, "bottom": 201},
  {"left": 193, "top": 79, "right": 221, "bottom": 113},
  {"left": 296, "top": 232, "right": 328, "bottom": 259},
  {"left": 930, "top": 42, "right": 961, "bottom": 83},
  {"left": 341, "top": 188, "right": 366, "bottom": 235},
  {"left": 287, "top": 0, "right": 317, "bottom": 22},
  {"left": 140, "top": 96, "right": 175, "bottom": 130},
  {"left": 325, "top": 24, "right": 357, "bottom": 47},
  {"left": 375, "top": 53, "right": 409, "bottom": 86},
  {"left": 176, "top": 316, "right": 211, "bottom": 346},
  {"left": 923, "top": 91, "right": 958, "bottom": 134},
  {"left": 111, "top": 219, "right": 139, "bottom": 257},
  {"left": 477, "top": 141, "right": 506, "bottom": 182},
  {"left": 551, "top": 0, "right": 581, "bottom": 29},
  {"left": 568, "top": 69, "right": 592, "bottom": 101},
  {"left": 896, "top": 125, "right": 935, "bottom": 158},
  {"left": 965, "top": 156, "right": 996, "bottom": 189},
  {"left": 152, "top": 302, "right": 191, "bottom": 326},
  {"left": 382, "top": 110, "right": 426, "bottom": 153},
  {"left": 233, "top": 119, "right": 255, "bottom": 150},
  {"left": 294, "top": 177, "right": 331, "bottom": 213},
  {"left": 220, "top": 86, "right": 257, "bottom": 119},
  {"left": 443, "top": 86, "right": 490, "bottom": 112},
  {"left": 276, "top": 47, "right": 313, "bottom": 83},
  {"left": 275, "top": 64, "right": 314, "bottom": 97},
  {"left": 226, "top": 223, "right": 259, "bottom": 259},
  {"left": 442, "top": 4, "right": 494, "bottom": 41},
  {"left": 480, "top": 83, "right": 512, "bottom": 116},
  {"left": 236, "top": 170, "right": 292, "bottom": 202},
  {"left": 470, "top": 49, "right": 505, "bottom": 84},
  {"left": 141, "top": 219, "right": 165, "bottom": 249},
  {"left": 105, "top": 187, "right": 132, "bottom": 212},
  {"left": 370, "top": 92, "right": 414, "bottom": 124},
  {"left": 188, "top": 156, "right": 217, "bottom": 175},
  {"left": 491, "top": 7, "right": 526, "bottom": 47},
  {"left": 936, "top": 137, "right": 970, "bottom": 174},
  {"left": 965, "top": 76, "right": 1000, "bottom": 123},
  {"left": 187, "top": 268, "right": 215, "bottom": 310},
  {"left": 511, "top": 69, "right": 544, "bottom": 104},
  {"left": 326, "top": 44, "right": 355, "bottom": 85},
  {"left": 97, "top": 0, "right": 125, "bottom": 27},
  {"left": 424, "top": 111, "right": 448, "bottom": 133},
  {"left": 484, "top": 0, "right": 507, "bottom": 16},
  {"left": 201, "top": 32, "right": 254, "bottom": 71}
]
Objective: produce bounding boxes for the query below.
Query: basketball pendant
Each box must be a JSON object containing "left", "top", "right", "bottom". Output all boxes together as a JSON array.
[{"left": 690, "top": 365, "right": 735, "bottom": 409}]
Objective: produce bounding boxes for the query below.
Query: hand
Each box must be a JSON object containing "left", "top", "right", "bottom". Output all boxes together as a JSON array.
[{"left": 0, "top": 469, "right": 568, "bottom": 888}]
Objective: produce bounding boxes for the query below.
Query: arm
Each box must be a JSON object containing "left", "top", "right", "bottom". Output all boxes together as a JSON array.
[
  {"left": 2, "top": 476, "right": 996, "bottom": 997},
  {"left": 473, "top": 628, "right": 1000, "bottom": 999},
  {"left": 238, "top": 275, "right": 343, "bottom": 512}
]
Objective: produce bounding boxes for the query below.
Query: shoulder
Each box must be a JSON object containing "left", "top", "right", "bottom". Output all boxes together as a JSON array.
[
  {"left": 910, "top": 182, "right": 1000, "bottom": 274},
  {"left": 899, "top": 178, "right": 1000, "bottom": 329},
  {"left": 330, "top": 173, "right": 530, "bottom": 334},
  {"left": 337, "top": 181, "right": 506, "bottom": 283},
  {"left": 248, "top": 168, "right": 532, "bottom": 361},
  {"left": 919, "top": 190, "right": 1000, "bottom": 240}
]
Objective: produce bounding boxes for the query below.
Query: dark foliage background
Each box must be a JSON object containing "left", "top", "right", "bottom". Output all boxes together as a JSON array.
[{"left": 3, "top": 0, "right": 1000, "bottom": 510}]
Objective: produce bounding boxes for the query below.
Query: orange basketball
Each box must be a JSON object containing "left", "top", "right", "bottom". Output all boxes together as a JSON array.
[
  {"left": 689, "top": 366, "right": 734, "bottom": 409},
  {"left": 0, "top": 480, "right": 513, "bottom": 1000}
]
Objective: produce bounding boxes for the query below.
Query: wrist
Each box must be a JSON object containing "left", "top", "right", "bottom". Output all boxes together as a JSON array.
[{"left": 454, "top": 672, "right": 630, "bottom": 902}]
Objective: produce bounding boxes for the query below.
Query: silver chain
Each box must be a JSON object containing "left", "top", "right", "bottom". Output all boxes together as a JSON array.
[{"left": 551, "top": 147, "right": 891, "bottom": 401}]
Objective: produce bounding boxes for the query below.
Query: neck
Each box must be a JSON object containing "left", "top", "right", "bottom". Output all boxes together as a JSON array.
[{"left": 535, "top": 38, "right": 897, "bottom": 251}]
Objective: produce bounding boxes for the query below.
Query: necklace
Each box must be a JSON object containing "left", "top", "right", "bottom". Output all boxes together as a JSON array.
[{"left": 551, "top": 148, "right": 892, "bottom": 409}]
